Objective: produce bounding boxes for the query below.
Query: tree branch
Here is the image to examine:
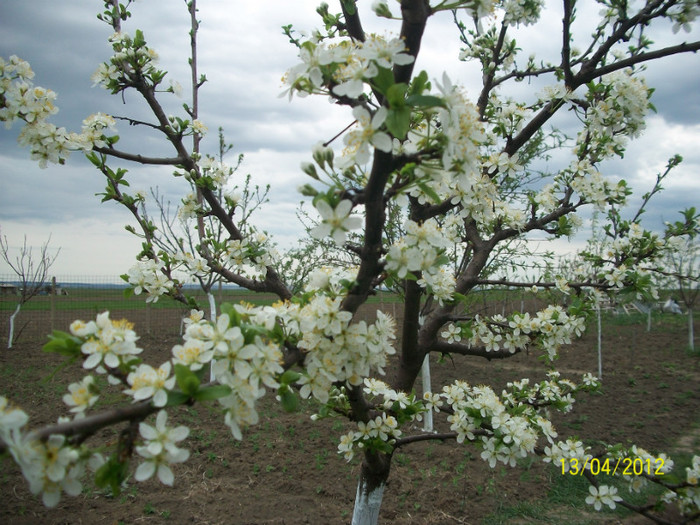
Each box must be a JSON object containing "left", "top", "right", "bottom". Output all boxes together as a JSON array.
[
  {"left": 430, "top": 340, "right": 524, "bottom": 360},
  {"left": 93, "top": 146, "right": 184, "bottom": 165},
  {"left": 577, "top": 41, "right": 700, "bottom": 85}
]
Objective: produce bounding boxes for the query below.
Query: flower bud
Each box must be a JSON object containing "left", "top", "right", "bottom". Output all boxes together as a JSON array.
[
  {"left": 298, "top": 184, "right": 319, "bottom": 197},
  {"left": 301, "top": 161, "right": 319, "bottom": 179},
  {"left": 312, "top": 142, "right": 334, "bottom": 170},
  {"left": 372, "top": 1, "right": 393, "bottom": 18}
]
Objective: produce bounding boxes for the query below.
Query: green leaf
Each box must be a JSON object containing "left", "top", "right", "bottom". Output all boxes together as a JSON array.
[
  {"left": 280, "top": 370, "right": 302, "bottom": 386},
  {"left": 385, "top": 107, "right": 411, "bottom": 140},
  {"left": 371, "top": 66, "right": 395, "bottom": 95},
  {"left": 409, "top": 70, "right": 430, "bottom": 95},
  {"left": 95, "top": 455, "right": 129, "bottom": 496},
  {"left": 452, "top": 293, "right": 467, "bottom": 303},
  {"left": 220, "top": 303, "right": 241, "bottom": 326},
  {"left": 133, "top": 29, "right": 146, "bottom": 48},
  {"left": 43, "top": 331, "right": 82, "bottom": 357},
  {"left": 406, "top": 94, "right": 445, "bottom": 108},
  {"left": 165, "top": 390, "right": 191, "bottom": 407},
  {"left": 174, "top": 364, "right": 200, "bottom": 396},
  {"left": 194, "top": 384, "right": 232, "bottom": 402},
  {"left": 416, "top": 180, "right": 441, "bottom": 204},
  {"left": 340, "top": 0, "right": 356, "bottom": 15},
  {"left": 279, "top": 387, "right": 299, "bottom": 413},
  {"left": 85, "top": 152, "right": 104, "bottom": 168},
  {"left": 385, "top": 83, "right": 408, "bottom": 107}
]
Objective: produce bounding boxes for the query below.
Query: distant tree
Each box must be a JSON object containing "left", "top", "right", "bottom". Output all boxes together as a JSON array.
[
  {"left": 663, "top": 208, "right": 700, "bottom": 351},
  {"left": 0, "top": 230, "right": 60, "bottom": 348}
]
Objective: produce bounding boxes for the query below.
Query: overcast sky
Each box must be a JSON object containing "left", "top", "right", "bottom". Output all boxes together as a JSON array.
[{"left": 1, "top": 1, "right": 699, "bottom": 279}]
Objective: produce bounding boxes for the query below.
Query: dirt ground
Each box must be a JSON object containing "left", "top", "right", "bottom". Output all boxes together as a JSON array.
[{"left": 0, "top": 306, "right": 698, "bottom": 525}]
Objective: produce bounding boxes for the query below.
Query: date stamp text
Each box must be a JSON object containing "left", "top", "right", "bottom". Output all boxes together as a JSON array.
[{"left": 560, "top": 457, "right": 665, "bottom": 476}]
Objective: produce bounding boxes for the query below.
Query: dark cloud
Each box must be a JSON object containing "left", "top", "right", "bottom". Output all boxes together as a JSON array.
[{"left": 1, "top": 1, "right": 699, "bottom": 276}]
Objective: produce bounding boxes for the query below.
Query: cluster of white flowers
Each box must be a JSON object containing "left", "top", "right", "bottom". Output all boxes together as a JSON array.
[
  {"left": 585, "top": 485, "right": 622, "bottom": 511},
  {"left": 1, "top": 55, "right": 117, "bottom": 167},
  {"left": 134, "top": 411, "right": 189, "bottom": 486},
  {"left": 435, "top": 73, "right": 486, "bottom": 176},
  {"left": 272, "top": 296, "right": 396, "bottom": 404},
  {"left": 670, "top": 455, "right": 700, "bottom": 514},
  {"left": 125, "top": 363, "right": 176, "bottom": 408},
  {"left": 304, "top": 265, "right": 359, "bottom": 294},
  {"left": 385, "top": 218, "right": 457, "bottom": 302},
  {"left": 1, "top": 55, "right": 57, "bottom": 126},
  {"left": 91, "top": 31, "right": 161, "bottom": 92},
  {"left": 337, "top": 378, "right": 422, "bottom": 461},
  {"left": 503, "top": 0, "right": 545, "bottom": 27},
  {"left": 340, "top": 106, "right": 393, "bottom": 166},
  {"left": 561, "top": 218, "right": 667, "bottom": 301},
  {"left": 62, "top": 376, "right": 99, "bottom": 415},
  {"left": 70, "top": 311, "right": 143, "bottom": 371},
  {"left": 1, "top": 398, "right": 90, "bottom": 507},
  {"left": 338, "top": 412, "right": 402, "bottom": 462},
  {"left": 443, "top": 372, "right": 596, "bottom": 468},
  {"left": 335, "top": 371, "right": 598, "bottom": 470},
  {"left": 283, "top": 33, "right": 414, "bottom": 100},
  {"left": 125, "top": 258, "right": 174, "bottom": 302},
  {"left": 568, "top": 159, "right": 629, "bottom": 211},
  {"left": 668, "top": 0, "right": 700, "bottom": 33},
  {"left": 197, "top": 156, "right": 234, "bottom": 188},
  {"left": 442, "top": 305, "right": 586, "bottom": 360},
  {"left": 310, "top": 199, "right": 363, "bottom": 246},
  {"left": 225, "top": 231, "right": 278, "bottom": 280},
  {"left": 180, "top": 309, "right": 284, "bottom": 440},
  {"left": 578, "top": 70, "right": 650, "bottom": 159}
]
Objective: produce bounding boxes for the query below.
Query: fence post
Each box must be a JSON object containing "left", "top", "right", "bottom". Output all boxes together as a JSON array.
[{"left": 50, "top": 276, "right": 56, "bottom": 330}]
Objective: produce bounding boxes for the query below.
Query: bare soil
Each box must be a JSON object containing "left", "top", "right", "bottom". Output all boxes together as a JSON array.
[{"left": 0, "top": 306, "right": 698, "bottom": 525}]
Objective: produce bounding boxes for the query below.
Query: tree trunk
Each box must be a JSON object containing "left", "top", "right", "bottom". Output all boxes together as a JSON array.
[
  {"left": 351, "top": 478, "right": 385, "bottom": 525},
  {"left": 7, "top": 303, "right": 20, "bottom": 349},
  {"left": 689, "top": 308, "right": 695, "bottom": 352},
  {"left": 351, "top": 452, "right": 391, "bottom": 525},
  {"left": 421, "top": 354, "right": 433, "bottom": 432},
  {"left": 597, "top": 306, "right": 603, "bottom": 379},
  {"left": 208, "top": 291, "right": 217, "bottom": 381},
  {"left": 207, "top": 291, "right": 217, "bottom": 321}
]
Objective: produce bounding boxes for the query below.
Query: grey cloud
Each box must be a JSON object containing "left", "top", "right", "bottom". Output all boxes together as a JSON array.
[{"left": 1, "top": 1, "right": 699, "bottom": 276}]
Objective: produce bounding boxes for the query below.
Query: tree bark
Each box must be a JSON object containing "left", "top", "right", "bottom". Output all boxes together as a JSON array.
[
  {"left": 7, "top": 303, "right": 20, "bottom": 349},
  {"left": 689, "top": 308, "right": 695, "bottom": 352},
  {"left": 421, "top": 354, "right": 433, "bottom": 432},
  {"left": 208, "top": 291, "right": 217, "bottom": 381},
  {"left": 351, "top": 451, "right": 392, "bottom": 525}
]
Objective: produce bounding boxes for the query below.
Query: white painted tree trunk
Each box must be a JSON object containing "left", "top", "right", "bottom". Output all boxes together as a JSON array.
[
  {"left": 689, "top": 308, "right": 695, "bottom": 352},
  {"left": 351, "top": 479, "right": 385, "bottom": 525},
  {"left": 597, "top": 306, "right": 602, "bottom": 379},
  {"left": 208, "top": 292, "right": 217, "bottom": 382},
  {"left": 421, "top": 354, "right": 433, "bottom": 432},
  {"left": 7, "top": 303, "right": 20, "bottom": 349}
]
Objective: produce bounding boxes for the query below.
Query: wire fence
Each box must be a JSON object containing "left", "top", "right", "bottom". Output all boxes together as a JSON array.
[
  {"left": 0, "top": 274, "right": 283, "bottom": 342},
  {"left": 0, "top": 274, "right": 554, "bottom": 345}
]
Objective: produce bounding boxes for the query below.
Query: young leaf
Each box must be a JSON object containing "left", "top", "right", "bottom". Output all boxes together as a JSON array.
[
  {"left": 43, "top": 331, "right": 82, "bottom": 357},
  {"left": 406, "top": 94, "right": 445, "bottom": 109},
  {"left": 385, "top": 106, "right": 411, "bottom": 140},
  {"left": 279, "top": 386, "right": 299, "bottom": 413},
  {"left": 174, "top": 364, "right": 200, "bottom": 396},
  {"left": 280, "top": 370, "right": 302, "bottom": 386},
  {"left": 194, "top": 384, "right": 232, "bottom": 402},
  {"left": 95, "top": 455, "right": 129, "bottom": 496}
]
